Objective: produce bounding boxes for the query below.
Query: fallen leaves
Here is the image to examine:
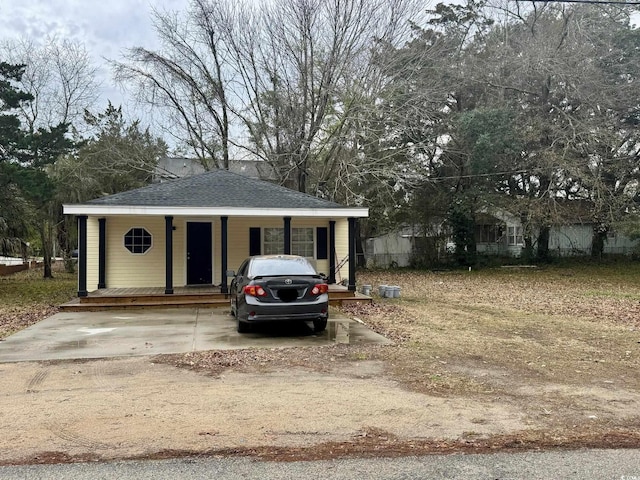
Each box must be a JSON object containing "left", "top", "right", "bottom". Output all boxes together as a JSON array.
[
  {"left": 0, "top": 306, "right": 60, "bottom": 340},
  {"left": 0, "top": 264, "right": 75, "bottom": 340}
]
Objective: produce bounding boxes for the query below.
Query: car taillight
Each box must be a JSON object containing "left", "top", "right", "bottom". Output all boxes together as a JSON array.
[
  {"left": 311, "top": 283, "right": 329, "bottom": 295},
  {"left": 244, "top": 285, "right": 267, "bottom": 297}
]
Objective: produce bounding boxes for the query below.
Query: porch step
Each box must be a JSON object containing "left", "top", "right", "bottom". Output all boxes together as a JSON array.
[
  {"left": 329, "top": 292, "right": 373, "bottom": 307},
  {"left": 60, "top": 296, "right": 230, "bottom": 312},
  {"left": 77, "top": 292, "right": 228, "bottom": 305},
  {"left": 59, "top": 290, "right": 372, "bottom": 311}
]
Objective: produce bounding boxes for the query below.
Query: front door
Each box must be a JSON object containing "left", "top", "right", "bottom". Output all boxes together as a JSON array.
[{"left": 187, "top": 222, "right": 212, "bottom": 285}]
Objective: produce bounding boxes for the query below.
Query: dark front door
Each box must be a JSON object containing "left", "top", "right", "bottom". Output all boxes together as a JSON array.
[{"left": 187, "top": 222, "right": 212, "bottom": 285}]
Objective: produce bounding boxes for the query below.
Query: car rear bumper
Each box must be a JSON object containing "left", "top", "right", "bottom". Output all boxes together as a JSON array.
[
  {"left": 247, "top": 310, "right": 328, "bottom": 322},
  {"left": 243, "top": 298, "right": 329, "bottom": 322}
]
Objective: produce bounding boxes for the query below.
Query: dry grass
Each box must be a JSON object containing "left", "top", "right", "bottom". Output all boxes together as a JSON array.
[{"left": 345, "top": 264, "right": 640, "bottom": 430}]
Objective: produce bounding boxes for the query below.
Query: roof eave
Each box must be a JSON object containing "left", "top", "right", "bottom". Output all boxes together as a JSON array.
[{"left": 63, "top": 205, "right": 369, "bottom": 218}]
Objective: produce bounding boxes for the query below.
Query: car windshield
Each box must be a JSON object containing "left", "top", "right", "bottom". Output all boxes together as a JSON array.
[{"left": 249, "top": 257, "right": 317, "bottom": 277}]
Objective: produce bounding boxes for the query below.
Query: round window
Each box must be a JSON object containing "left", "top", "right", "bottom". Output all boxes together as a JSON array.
[{"left": 124, "top": 227, "right": 152, "bottom": 254}]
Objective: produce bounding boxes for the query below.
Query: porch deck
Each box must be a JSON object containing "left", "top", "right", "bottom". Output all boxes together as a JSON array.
[{"left": 60, "top": 284, "right": 372, "bottom": 311}]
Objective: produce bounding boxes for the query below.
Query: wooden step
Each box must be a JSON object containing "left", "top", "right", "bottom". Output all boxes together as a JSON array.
[
  {"left": 78, "top": 293, "right": 228, "bottom": 305},
  {"left": 329, "top": 290, "right": 358, "bottom": 299},
  {"left": 60, "top": 297, "right": 230, "bottom": 312},
  {"left": 329, "top": 293, "right": 373, "bottom": 307},
  {"left": 60, "top": 290, "right": 371, "bottom": 311}
]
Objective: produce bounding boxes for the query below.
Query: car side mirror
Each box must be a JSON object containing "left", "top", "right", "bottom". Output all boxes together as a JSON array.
[{"left": 226, "top": 270, "right": 236, "bottom": 277}]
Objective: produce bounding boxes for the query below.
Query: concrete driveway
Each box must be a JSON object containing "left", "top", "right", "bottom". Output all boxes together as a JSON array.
[{"left": 0, "top": 308, "right": 390, "bottom": 363}]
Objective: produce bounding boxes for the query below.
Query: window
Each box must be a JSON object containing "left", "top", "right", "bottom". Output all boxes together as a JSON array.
[
  {"left": 292, "top": 228, "right": 314, "bottom": 257},
  {"left": 508, "top": 226, "right": 524, "bottom": 246},
  {"left": 475, "top": 224, "right": 502, "bottom": 244},
  {"left": 261, "top": 227, "right": 315, "bottom": 257},
  {"left": 263, "top": 227, "right": 284, "bottom": 255},
  {"left": 249, "top": 256, "right": 317, "bottom": 276},
  {"left": 124, "top": 227, "right": 152, "bottom": 254}
]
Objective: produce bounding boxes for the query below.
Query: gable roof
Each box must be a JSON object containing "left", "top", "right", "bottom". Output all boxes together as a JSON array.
[{"left": 64, "top": 169, "right": 368, "bottom": 218}]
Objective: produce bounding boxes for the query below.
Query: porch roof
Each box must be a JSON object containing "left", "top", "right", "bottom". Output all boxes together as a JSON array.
[{"left": 64, "top": 169, "right": 368, "bottom": 218}]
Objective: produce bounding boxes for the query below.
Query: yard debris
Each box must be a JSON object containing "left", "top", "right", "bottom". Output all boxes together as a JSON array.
[{"left": 0, "top": 306, "right": 60, "bottom": 339}]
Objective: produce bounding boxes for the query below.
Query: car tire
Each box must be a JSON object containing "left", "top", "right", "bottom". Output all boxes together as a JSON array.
[
  {"left": 237, "top": 319, "right": 251, "bottom": 333},
  {"left": 313, "top": 318, "right": 327, "bottom": 333},
  {"left": 230, "top": 299, "right": 236, "bottom": 317}
]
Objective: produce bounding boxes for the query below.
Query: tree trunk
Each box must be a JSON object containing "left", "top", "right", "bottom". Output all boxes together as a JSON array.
[
  {"left": 519, "top": 213, "right": 534, "bottom": 262},
  {"left": 536, "top": 226, "right": 551, "bottom": 262},
  {"left": 522, "top": 236, "right": 534, "bottom": 262},
  {"left": 58, "top": 215, "right": 76, "bottom": 273},
  {"left": 39, "top": 223, "right": 54, "bottom": 279},
  {"left": 591, "top": 226, "right": 608, "bottom": 259}
]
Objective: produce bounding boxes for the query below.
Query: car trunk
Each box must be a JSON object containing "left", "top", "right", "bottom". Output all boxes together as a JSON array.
[{"left": 257, "top": 277, "right": 316, "bottom": 303}]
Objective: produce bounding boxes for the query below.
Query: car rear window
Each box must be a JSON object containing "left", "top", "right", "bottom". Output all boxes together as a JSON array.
[{"left": 249, "top": 257, "right": 317, "bottom": 277}]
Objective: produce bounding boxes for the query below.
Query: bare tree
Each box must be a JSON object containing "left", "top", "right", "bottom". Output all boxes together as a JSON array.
[
  {"left": 0, "top": 36, "right": 100, "bottom": 134},
  {"left": 225, "top": 0, "right": 423, "bottom": 193},
  {"left": 113, "top": 0, "right": 423, "bottom": 193},
  {"left": 113, "top": 1, "right": 233, "bottom": 170}
]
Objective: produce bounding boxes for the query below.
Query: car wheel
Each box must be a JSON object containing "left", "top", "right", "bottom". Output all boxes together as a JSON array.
[
  {"left": 313, "top": 318, "right": 327, "bottom": 333},
  {"left": 237, "top": 319, "right": 251, "bottom": 333},
  {"left": 230, "top": 298, "right": 236, "bottom": 317}
]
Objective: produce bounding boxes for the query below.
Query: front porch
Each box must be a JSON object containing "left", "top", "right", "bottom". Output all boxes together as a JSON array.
[{"left": 60, "top": 284, "right": 372, "bottom": 311}]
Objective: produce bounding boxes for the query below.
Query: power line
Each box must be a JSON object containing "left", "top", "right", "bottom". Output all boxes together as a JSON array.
[
  {"left": 431, "top": 169, "right": 530, "bottom": 181},
  {"left": 528, "top": 0, "right": 640, "bottom": 4}
]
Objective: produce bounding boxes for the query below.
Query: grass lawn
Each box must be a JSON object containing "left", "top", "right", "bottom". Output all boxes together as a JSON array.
[
  {"left": 339, "top": 262, "right": 640, "bottom": 441},
  {"left": 0, "top": 263, "right": 76, "bottom": 339}
]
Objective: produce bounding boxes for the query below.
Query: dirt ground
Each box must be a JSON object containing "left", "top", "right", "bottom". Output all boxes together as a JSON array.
[{"left": 1, "top": 265, "right": 640, "bottom": 465}]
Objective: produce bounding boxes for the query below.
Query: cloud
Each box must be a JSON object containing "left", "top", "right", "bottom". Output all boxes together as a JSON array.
[{"left": 0, "top": 0, "right": 189, "bottom": 119}]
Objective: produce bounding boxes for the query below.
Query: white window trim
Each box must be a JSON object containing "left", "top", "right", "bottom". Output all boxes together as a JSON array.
[
  {"left": 507, "top": 226, "right": 524, "bottom": 246},
  {"left": 124, "top": 226, "right": 153, "bottom": 255},
  {"left": 261, "top": 226, "right": 316, "bottom": 259},
  {"left": 292, "top": 227, "right": 316, "bottom": 259}
]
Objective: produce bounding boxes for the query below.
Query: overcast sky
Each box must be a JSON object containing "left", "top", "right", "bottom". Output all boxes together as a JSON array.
[{"left": 0, "top": 0, "right": 189, "bottom": 116}]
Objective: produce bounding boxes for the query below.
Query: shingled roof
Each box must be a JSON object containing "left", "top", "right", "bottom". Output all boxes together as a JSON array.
[{"left": 87, "top": 169, "right": 344, "bottom": 209}]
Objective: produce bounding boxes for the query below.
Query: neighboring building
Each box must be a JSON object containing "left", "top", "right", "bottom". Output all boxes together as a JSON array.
[
  {"left": 472, "top": 205, "right": 639, "bottom": 257},
  {"left": 63, "top": 170, "right": 368, "bottom": 296},
  {"left": 365, "top": 224, "right": 448, "bottom": 268},
  {"left": 154, "top": 157, "right": 206, "bottom": 181},
  {"left": 366, "top": 230, "right": 414, "bottom": 268},
  {"left": 366, "top": 204, "right": 639, "bottom": 268},
  {"left": 154, "top": 157, "right": 276, "bottom": 182},
  {"left": 472, "top": 208, "right": 525, "bottom": 257}
]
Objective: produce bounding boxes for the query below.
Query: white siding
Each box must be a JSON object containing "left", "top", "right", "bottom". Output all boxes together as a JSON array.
[
  {"left": 550, "top": 225, "right": 639, "bottom": 256},
  {"left": 549, "top": 225, "right": 592, "bottom": 255}
]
